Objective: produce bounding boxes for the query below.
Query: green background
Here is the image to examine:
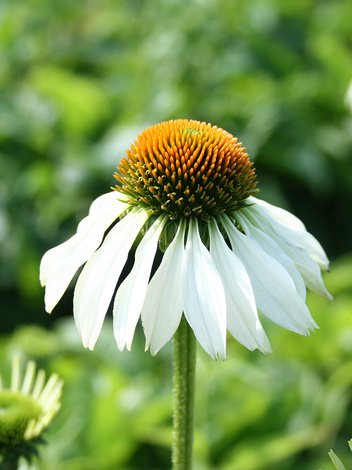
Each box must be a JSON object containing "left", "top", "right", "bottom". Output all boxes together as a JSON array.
[{"left": 0, "top": 0, "right": 352, "bottom": 468}]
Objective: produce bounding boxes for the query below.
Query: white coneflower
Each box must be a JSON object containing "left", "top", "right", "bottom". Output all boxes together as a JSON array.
[
  {"left": 40, "top": 119, "right": 331, "bottom": 360},
  {"left": 0, "top": 356, "right": 63, "bottom": 450}
]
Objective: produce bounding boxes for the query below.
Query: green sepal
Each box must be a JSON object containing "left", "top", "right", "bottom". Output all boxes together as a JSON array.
[
  {"left": 0, "top": 436, "right": 45, "bottom": 469},
  {"left": 159, "top": 220, "right": 178, "bottom": 252}
]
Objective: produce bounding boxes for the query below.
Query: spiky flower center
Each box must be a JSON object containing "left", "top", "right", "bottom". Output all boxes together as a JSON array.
[
  {"left": 114, "top": 119, "right": 258, "bottom": 221},
  {"left": 0, "top": 391, "right": 42, "bottom": 445}
]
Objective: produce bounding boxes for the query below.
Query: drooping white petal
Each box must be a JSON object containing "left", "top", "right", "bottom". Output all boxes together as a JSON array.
[
  {"left": 141, "top": 222, "right": 185, "bottom": 355},
  {"left": 236, "top": 212, "right": 307, "bottom": 300},
  {"left": 74, "top": 209, "right": 150, "bottom": 350},
  {"left": 243, "top": 208, "right": 332, "bottom": 300},
  {"left": 113, "top": 216, "right": 166, "bottom": 351},
  {"left": 222, "top": 216, "right": 318, "bottom": 336},
  {"left": 182, "top": 218, "right": 227, "bottom": 360},
  {"left": 296, "top": 252, "right": 333, "bottom": 299},
  {"left": 273, "top": 237, "right": 333, "bottom": 300},
  {"left": 40, "top": 192, "right": 128, "bottom": 313},
  {"left": 209, "top": 219, "right": 272, "bottom": 355},
  {"left": 248, "top": 197, "right": 330, "bottom": 270}
]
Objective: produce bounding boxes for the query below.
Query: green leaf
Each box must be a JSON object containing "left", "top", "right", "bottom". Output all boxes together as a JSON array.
[{"left": 29, "top": 65, "right": 110, "bottom": 137}]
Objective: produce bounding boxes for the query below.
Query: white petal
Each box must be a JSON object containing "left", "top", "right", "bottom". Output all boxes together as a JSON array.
[
  {"left": 248, "top": 197, "right": 330, "bottom": 270},
  {"left": 222, "top": 216, "right": 318, "bottom": 335},
  {"left": 236, "top": 212, "right": 307, "bottom": 300},
  {"left": 182, "top": 219, "right": 227, "bottom": 360},
  {"left": 274, "top": 239, "right": 333, "bottom": 300},
  {"left": 243, "top": 208, "right": 332, "bottom": 301},
  {"left": 113, "top": 216, "right": 166, "bottom": 351},
  {"left": 74, "top": 209, "right": 150, "bottom": 350},
  {"left": 209, "top": 219, "right": 272, "bottom": 355},
  {"left": 40, "top": 192, "right": 128, "bottom": 313},
  {"left": 141, "top": 222, "right": 185, "bottom": 355},
  {"left": 296, "top": 253, "right": 333, "bottom": 299}
]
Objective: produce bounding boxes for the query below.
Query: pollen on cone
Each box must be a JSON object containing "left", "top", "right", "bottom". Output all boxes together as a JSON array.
[{"left": 114, "top": 119, "right": 258, "bottom": 221}]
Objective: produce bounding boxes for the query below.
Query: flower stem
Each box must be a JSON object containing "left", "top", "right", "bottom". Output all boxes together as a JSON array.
[
  {"left": 0, "top": 452, "right": 20, "bottom": 470},
  {"left": 172, "top": 316, "right": 196, "bottom": 470}
]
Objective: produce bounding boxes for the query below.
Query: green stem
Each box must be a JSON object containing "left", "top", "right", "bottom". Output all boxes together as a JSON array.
[
  {"left": 172, "top": 316, "right": 197, "bottom": 470},
  {"left": 0, "top": 452, "right": 19, "bottom": 470}
]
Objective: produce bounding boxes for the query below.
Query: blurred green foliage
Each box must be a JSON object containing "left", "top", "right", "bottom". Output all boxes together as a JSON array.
[{"left": 1, "top": 0, "right": 352, "bottom": 468}]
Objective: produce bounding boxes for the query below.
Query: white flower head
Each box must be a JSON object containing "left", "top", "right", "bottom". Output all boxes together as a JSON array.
[
  {"left": 40, "top": 119, "right": 331, "bottom": 360},
  {"left": 0, "top": 356, "right": 63, "bottom": 447}
]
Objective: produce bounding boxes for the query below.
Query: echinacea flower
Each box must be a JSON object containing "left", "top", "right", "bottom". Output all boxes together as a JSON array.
[
  {"left": 0, "top": 356, "right": 63, "bottom": 460},
  {"left": 40, "top": 119, "right": 331, "bottom": 360}
]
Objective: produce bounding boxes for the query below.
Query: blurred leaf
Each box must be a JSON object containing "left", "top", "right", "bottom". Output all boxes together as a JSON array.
[
  {"left": 29, "top": 65, "right": 111, "bottom": 137},
  {"left": 221, "top": 425, "right": 331, "bottom": 470}
]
